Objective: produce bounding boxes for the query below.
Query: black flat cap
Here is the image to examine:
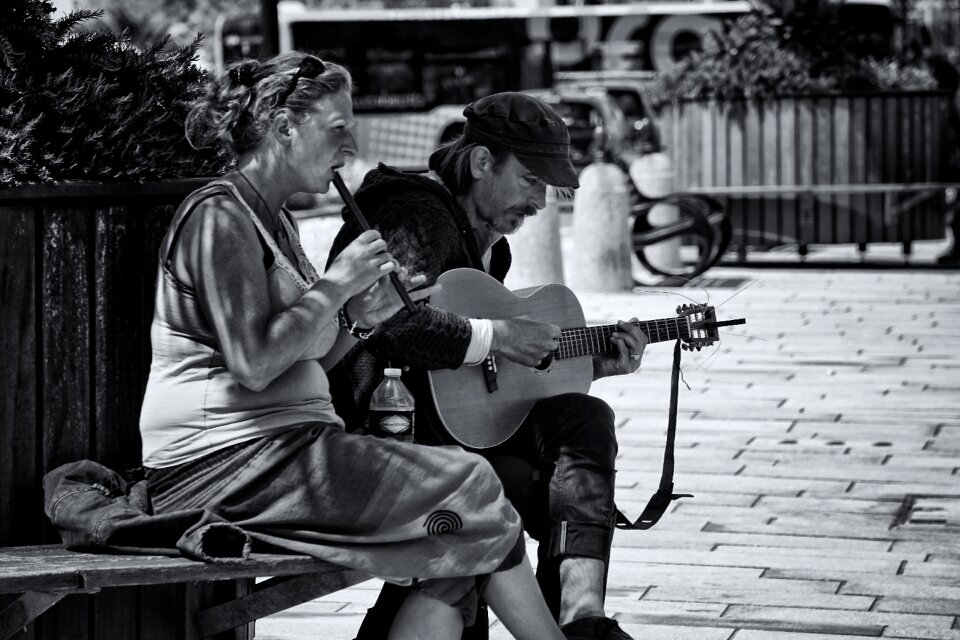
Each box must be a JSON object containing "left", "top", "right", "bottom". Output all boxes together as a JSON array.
[{"left": 463, "top": 92, "right": 579, "bottom": 189}]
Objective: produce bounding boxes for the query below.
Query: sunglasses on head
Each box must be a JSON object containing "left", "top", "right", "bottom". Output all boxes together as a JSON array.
[{"left": 276, "top": 55, "right": 327, "bottom": 108}]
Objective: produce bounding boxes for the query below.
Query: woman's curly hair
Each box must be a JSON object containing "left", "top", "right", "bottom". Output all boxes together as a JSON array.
[{"left": 185, "top": 52, "right": 351, "bottom": 156}]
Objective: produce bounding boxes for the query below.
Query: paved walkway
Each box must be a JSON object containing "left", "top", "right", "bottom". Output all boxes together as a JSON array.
[{"left": 260, "top": 222, "right": 960, "bottom": 640}]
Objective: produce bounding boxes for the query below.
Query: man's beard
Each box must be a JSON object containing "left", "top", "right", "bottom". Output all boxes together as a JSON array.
[
  {"left": 478, "top": 203, "right": 537, "bottom": 235},
  {"left": 506, "top": 204, "right": 538, "bottom": 218},
  {"left": 497, "top": 204, "right": 535, "bottom": 232}
]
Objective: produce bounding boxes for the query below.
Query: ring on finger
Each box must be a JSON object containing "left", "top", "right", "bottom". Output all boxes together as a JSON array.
[{"left": 630, "top": 353, "right": 641, "bottom": 361}]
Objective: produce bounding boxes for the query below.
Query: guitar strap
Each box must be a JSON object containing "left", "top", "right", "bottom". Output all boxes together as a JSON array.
[{"left": 615, "top": 339, "right": 692, "bottom": 530}]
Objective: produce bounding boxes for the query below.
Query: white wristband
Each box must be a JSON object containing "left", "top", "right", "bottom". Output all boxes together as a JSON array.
[{"left": 464, "top": 318, "right": 493, "bottom": 365}]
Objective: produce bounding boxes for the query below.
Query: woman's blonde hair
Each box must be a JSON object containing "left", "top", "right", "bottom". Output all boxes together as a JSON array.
[{"left": 186, "top": 52, "right": 351, "bottom": 156}]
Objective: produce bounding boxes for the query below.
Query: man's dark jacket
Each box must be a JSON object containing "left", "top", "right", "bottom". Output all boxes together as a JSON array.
[{"left": 326, "top": 164, "right": 511, "bottom": 443}]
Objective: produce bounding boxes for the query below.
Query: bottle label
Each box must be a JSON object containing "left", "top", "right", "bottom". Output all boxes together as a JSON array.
[{"left": 370, "top": 410, "right": 415, "bottom": 440}]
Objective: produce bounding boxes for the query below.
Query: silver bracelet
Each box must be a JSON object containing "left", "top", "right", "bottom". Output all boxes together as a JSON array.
[{"left": 338, "top": 306, "right": 376, "bottom": 340}]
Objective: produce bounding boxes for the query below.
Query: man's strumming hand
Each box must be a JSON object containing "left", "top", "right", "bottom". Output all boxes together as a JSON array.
[{"left": 490, "top": 317, "right": 561, "bottom": 367}]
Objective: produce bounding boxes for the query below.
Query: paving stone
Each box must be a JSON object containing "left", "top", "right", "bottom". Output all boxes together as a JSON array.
[
  {"left": 642, "top": 585, "right": 875, "bottom": 610},
  {"left": 713, "top": 543, "right": 916, "bottom": 562},
  {"left": 607, "top": 596, "right": 730, "bottom": 616},
  {"left": 884, "top": 449, "right": 960, "bottom": 467},
  {"left": 789, "top": 422, "right": 943, "bottom": 437},
  {"left": 614, "top": 611, "right": 883, "bottom": 636},
  {"left": 605, "top": 562, "right": 765, "bottom": 584},
  {"left": 617, "top": 470, "right": 852, "bottom": 496},
  {"left": 774, "top": 571, "right": 960, "bottom": 594},
  {"left": 844, "top": 482, "right": 960, "bottom": 501},
  {"left": 706, "top": 517, "right": 959, "bottom": 542},
  {"left": 611, "top": 547, "right": 905, "bottom": 574},
  {"left": 901, "top": 562, "right": 960, "bottom": 580},
  {"left": 613, "top": 622, "right": 735, "bottom": 640},
  {"left": 744, "top": 436, "right": 931, "bottom": 454},
  {"left": 737, "top": 450, "right": 893, "bottom": 465},
  {"left": 738, "top": 462, "right": 956, "bottom": 484},
  {"left": 721, "top": 605, "right": 960, "bottom": 639},
  {"left": 257, "top": 610, "right": 366, "bottom": 640},
  {"left": 617, "top": 488, "right": 758, "bottom": 509},
  {"left": 925, "top": 553, "right": 960, "bottom": 564},
  {"left": 892, "top": 541, "right": 960, "bottom": 557},
  {"left": 612, "top": 531, "right": 892, "bottom": 553},
  {"left": 873, "top": 596, "right": 960, "bottom": 615},
  {"left": 731, "top": 632, "right": 881, "bottom": 640},
  {"left": 753, "top": 496, "right": 904, "bottom": 516},
  {"left": 616, "top": 447, "right": 747, "bottom": 474}
]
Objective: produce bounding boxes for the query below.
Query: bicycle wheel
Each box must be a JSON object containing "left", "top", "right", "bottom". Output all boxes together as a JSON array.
[{"left": 632, "top": 194, "right": 730, "bottom": 279}]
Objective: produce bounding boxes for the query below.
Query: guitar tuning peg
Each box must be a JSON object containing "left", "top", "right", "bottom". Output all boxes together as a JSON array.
[
  {"left": 676, "top": 305, "right": 682, "bottom": 314},
  {"left": 696, "top": 345, "right": 702, "bottom": 351}
]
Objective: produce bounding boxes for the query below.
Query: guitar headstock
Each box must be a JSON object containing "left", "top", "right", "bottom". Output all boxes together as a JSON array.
[{"left": 676, "top": 304, "right": 719, "bottom": 351}]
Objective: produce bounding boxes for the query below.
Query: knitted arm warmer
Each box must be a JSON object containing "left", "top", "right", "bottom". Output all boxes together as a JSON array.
[{"left": 362, "top": 188, "right": 473, "bottom": 370}]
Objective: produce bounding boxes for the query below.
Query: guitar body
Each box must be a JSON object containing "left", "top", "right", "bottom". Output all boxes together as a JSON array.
[{"left": 428, "top": 269, "right": 593, "bottom": 449}]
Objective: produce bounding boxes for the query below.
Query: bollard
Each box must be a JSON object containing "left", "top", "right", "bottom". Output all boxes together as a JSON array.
[
  {"left": 629, "top": 152, "right": 682, "bottom": 272},
  {"left": 567, "top": 161, "right": 634, "bottom": 291},
  {"left": 504, "top": 188, "right": 565, "bottom": 289}
]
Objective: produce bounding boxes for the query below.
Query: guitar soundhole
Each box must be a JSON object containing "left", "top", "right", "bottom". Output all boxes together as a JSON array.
[{"left": 533, "top": 356, "right": 554, "bottom": 374}]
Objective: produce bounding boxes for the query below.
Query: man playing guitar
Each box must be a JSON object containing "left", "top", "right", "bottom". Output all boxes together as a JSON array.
[{"left": 327, "top": 92, "right": 648, "bottom": 640}]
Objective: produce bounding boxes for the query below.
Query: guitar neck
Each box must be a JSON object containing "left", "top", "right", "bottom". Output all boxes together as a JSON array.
[{"left": 557, "top": 318, "right": 688, "bottom": 360}]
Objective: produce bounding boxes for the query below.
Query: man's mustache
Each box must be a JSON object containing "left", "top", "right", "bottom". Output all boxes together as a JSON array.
[{"left": 506, "top": 205, "right": 538, "bottom": 218}]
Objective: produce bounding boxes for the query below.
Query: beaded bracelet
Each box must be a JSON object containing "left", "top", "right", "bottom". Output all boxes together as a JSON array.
[{"left": 338, "top": 306, "right": 376, "bottom": 340}]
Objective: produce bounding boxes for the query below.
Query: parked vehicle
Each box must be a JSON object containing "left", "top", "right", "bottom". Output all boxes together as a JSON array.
[{"left": 553, "top": 70, "right": 663, "bottom": 155}]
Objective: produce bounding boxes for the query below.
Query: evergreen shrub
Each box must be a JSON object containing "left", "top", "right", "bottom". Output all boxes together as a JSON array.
[{"left": 0, "top": 0, "right": 229, "bottom": 187}]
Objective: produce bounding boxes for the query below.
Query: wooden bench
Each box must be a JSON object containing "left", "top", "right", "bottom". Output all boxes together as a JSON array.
[{"left": 0, "top": 544, "right": 367, "bottom": 640}]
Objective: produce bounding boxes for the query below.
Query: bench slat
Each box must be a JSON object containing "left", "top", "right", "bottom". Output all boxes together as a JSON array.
[
  {"left": 0, "top": 545, "right": 361, "bottom": 594},
  {"left": 195, "top": 570, "right": 368, "bottom": 637},
  {"left": 0, "top": 591, "right": 70, "bottom": 640}
]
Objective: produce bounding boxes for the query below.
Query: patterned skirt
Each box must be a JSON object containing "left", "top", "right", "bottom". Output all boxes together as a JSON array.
[{"left": 146, "top": 422, "right": 524, "bottom": 617}]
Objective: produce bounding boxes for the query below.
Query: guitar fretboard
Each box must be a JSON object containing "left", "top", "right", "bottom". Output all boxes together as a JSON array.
[{"left": 556, "top": 318, "right": 690, "bottom": 360}]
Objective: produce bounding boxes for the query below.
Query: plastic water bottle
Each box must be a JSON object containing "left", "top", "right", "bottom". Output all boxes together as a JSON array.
[{"left": 369, "top": 368, "right": 415, "bottom": 443}]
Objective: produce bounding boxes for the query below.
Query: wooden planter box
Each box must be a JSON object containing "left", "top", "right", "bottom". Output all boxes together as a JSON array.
[
  {"left": 0, "top": 179, "right": 255, "bottom": 640},
  {"left": 660, "top": 92, "right": 952, "bottom": 252}
]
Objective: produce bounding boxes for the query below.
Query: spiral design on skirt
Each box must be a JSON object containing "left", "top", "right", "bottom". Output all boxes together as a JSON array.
[{"left": 424, "top": 510, "right": 463, "bottom": 536}]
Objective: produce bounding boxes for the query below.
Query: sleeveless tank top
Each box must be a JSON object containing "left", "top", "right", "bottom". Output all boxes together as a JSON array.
[{"left": 139, "top": 181, "right": 342, "bottom": 468}]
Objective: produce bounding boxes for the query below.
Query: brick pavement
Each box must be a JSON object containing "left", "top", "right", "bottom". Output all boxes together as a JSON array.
[{"left": 261, "top": 220, "right": 960, "bottom": 639}]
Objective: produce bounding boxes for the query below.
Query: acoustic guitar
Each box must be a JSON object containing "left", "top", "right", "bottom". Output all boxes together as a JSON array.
[{"left": 427, "top": 268, "right": 734, "bottom": 449}]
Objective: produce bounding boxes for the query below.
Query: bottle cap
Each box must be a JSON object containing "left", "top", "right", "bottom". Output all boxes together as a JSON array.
[{"left": 384, "top": 368, "right": 402, "bottom": 377}]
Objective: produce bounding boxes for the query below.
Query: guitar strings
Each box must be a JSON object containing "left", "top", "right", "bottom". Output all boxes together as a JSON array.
[
  {"left": 692, "top": 341, "right": 723, "bottom": 370},
  {"left": 559, "top": 316, "right": 688, "bottom": 358},
  {"left": 715, "top": 279, "right": 758, "bottom": 310},
  {"left": 719, "top": 330, "right": 770, "bottom": 342},
  {"left": 634, "top": 274, "right": 712, "bottom": 308},
  {"left": 691, "top": 329, "right": 771, "bottom": 372}
]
